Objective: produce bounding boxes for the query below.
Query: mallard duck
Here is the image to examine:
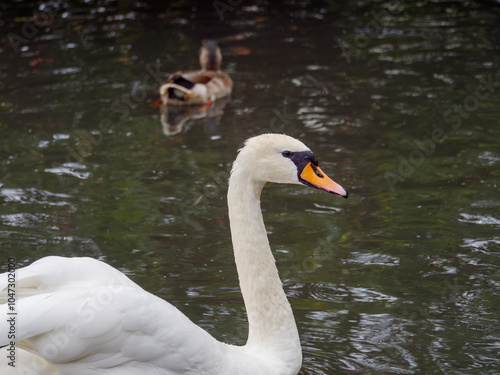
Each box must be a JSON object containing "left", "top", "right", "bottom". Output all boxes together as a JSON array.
[{"left": 160, "top": 40, "right": 233, "bottom": 106}]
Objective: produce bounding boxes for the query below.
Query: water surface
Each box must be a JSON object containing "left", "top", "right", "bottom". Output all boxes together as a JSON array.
[{"left": 0, "top": 1, "right": 499, "bottom": 374}]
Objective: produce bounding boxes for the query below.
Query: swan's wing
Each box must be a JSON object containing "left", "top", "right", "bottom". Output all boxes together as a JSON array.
[
  {"left": 0, "top": 257, "right": 227, "bottom": 374},
  {"left": 0, "top": 346, "right": 63, "bottom": 375},
  {"left": 0, "top": 256, "right": 137, "bottom": 300}
]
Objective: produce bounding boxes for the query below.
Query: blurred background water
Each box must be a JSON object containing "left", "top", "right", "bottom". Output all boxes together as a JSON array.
[{"left": 0, "top": 1, "right": 499, "bottom": 374}]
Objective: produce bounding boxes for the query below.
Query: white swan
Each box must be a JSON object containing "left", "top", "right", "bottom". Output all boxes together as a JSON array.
[{"left": 0, "top": 134, "right": 347, "bottom": 375}]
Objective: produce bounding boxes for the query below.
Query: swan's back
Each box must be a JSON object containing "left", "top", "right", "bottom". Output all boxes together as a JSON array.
[
  {"left": 0, "top": 257, "right": 232, "bottom": 375},
  {"left": 0, "top": 257, "right": 135, "bottom": 298}
]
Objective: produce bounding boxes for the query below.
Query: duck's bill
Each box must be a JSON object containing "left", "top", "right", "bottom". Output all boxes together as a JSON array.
[{"left": 299, "top": 162, "right": 348, "bottom": 198}]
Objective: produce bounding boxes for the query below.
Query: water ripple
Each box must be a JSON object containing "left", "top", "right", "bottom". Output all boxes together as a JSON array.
[
  {"left": 0, "top": 187, "right": 74, "bottom": 206},
  {"left": 459, "top": 213, "right": 500, "bottom": 226}
]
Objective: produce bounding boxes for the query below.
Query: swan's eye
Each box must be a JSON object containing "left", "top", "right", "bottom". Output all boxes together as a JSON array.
[
  {"left": 311, "top": 164, "right": 324, "bottom": 178},
  {"left": 282, "top": 151, "right": 292, "bottom": 158}
]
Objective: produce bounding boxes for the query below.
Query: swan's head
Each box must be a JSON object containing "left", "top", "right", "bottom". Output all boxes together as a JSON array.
[{"left": 231, "top": 134, "right": 348, "bottom": 198}]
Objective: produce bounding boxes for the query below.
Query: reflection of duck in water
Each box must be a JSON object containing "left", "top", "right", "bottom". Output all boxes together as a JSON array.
[
  {"left": 160, "top": 96, "right": 230, "bottom": 135},
  {"left": 160, "top": 40, "right": 233, "bottom": 106}
]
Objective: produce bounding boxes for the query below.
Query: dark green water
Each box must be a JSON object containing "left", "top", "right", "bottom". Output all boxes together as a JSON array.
[{"left": 0, "top": 1, "right": 499, "bottom": 374}]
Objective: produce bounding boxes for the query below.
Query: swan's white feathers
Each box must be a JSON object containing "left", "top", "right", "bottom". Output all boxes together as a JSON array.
[
  {"left": 0, "top": 257, "right": 228, "bottom": 374},
  {"left": 243, "top": 133, "right": 309, "bottom": 153}
]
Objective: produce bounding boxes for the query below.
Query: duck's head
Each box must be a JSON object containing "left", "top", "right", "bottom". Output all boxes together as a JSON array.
[
  {"left": 199, "top": 39, "right": 222, "bottom": 71},
  {"left": 231, "top": 134, "right": 348, "bottom": 198}
]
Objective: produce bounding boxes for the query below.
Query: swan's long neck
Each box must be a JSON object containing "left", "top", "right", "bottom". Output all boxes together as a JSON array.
[{"left": 227, "top": 165, "right": 302, "bottom": 366}]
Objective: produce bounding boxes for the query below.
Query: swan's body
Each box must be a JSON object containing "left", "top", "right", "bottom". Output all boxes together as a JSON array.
[
  {"left": 0, "top": 134, "right": 347, "bottom": 375},
  {"left": 160, "top": 40, "right": 233, "bottom": 106}
]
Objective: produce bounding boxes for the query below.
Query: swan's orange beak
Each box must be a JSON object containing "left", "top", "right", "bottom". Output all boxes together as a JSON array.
[{"left": 300, "top": 162, "right": 348, "bottom": 198}]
